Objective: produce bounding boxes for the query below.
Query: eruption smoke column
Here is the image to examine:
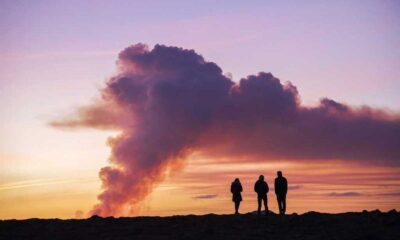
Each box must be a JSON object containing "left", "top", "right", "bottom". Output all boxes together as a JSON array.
[
  {"left": 51, "top": 44, "right": 400, "bottom": 217},
  {"left": 90, "top": 44, "right": 232, "bottom": 216}
]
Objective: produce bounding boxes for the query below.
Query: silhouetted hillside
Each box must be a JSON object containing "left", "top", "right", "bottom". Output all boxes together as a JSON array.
[{"left": 1, "top": 210, "right": 399, "bottom": 240}]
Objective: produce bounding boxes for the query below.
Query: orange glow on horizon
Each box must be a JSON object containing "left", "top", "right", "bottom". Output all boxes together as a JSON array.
[{"left": 1, "top": 156, "right": 399, "bottom": 219}]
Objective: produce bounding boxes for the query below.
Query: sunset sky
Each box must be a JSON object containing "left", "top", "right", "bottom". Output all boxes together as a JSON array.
[{"left": 1, "top": 0, "right": 400, "bottom": 219}]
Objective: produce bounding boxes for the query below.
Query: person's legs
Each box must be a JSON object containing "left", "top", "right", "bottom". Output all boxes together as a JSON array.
[
  {"left": 277, "top": 194, "right": 286, "bottom": 215},
  {"left": 276, "top": 195, "right": 282, "bottom": 214},
  {"left": 282, "top": 194, "right": 286, "bottom": 214},
  {"left": 263, "top": 195, "right": 268, "bottom": 214},
  {"left": 234, "top": 201, "right": 240, "bottom": 214},
  {"left": 276, "top": 195, "right": 281, "bottom": 213},
  {"left": 257, "top": 195, "right": 262, "bottom": 214}
]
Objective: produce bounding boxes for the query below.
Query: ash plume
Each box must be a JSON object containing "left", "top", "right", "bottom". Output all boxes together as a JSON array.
[{"left": 51, "top": 43, "right": 400, "bottom": 216}]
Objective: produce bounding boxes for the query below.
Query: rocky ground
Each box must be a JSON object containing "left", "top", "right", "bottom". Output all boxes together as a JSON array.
[{"left": 1, "top": 210, "right": 399, "bottom": 240}]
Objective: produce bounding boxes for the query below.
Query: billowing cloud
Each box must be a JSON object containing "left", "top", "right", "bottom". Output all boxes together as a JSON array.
[{"left": 51, "top": 44, "right": 400, "bottom": 216}]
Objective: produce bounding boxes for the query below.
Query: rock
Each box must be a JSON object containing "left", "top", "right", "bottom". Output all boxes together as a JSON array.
[{"left": 388, "top": 209, "right": 397, "bottom": 214}]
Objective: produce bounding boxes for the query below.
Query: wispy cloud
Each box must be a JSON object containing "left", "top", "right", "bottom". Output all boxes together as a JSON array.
[
  {"left": 193, "top": 194, "right": 218, "bottom": 199},
  {"left": 1, "top": 50, "right": 118, "bottom": 61},
  {"left": 288, "top": 185, "right": 302, "bottom": 190},
  {"left": 328, "top": 192, "right": 363, "bottom": 197},
  {"left": 377, "top": 192, "right": 400, "bottom": 197},
  {"left": 0, "top": 177, "right": 97, "bottom": 191}
]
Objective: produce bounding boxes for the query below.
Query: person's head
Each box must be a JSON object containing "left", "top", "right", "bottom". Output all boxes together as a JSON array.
[
  {"left": 259, "top": 175, "right": 264, "bottom": 181},
  {"left": 277, "top": 171, "right": 282, "bottom": 177},
  {"left": 234, "top": 178, "right": 240, "bottom": 183}
]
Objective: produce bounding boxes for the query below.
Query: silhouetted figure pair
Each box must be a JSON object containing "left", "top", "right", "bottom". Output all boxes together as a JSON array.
[
  {"left": 275, "top": 171, "right": 288, "bottom": 215},
  {"left": 230, "top": 178, "right": 242, "bottom": 214},
  {"left": 254, "top": 175, "right": 269, "bottom": 215}
]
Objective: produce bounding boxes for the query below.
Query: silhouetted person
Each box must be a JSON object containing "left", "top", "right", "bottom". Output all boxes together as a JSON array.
[
  {"left": 274, "top": 171, "right": 288, "bottom": 215},
  {"left": 231, "top": 178, "right": 243, "bottom": 214},
  {"left": 254, "top": 175, "right": 269, "bottom": 215}
]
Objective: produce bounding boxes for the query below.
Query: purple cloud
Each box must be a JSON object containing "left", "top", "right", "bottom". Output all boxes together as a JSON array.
[{"left": 51, "top": 44, "right": 400, "bottom": 216}]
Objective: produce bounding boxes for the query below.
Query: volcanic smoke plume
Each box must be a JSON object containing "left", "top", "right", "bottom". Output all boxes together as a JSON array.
[{"left": 51, "top": 43, "right": 400, "bottom": 216}]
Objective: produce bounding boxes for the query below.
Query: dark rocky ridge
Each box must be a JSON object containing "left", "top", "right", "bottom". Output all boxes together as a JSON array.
[{"left": 1, "top": 210, "right": 399, "bottom": 240}]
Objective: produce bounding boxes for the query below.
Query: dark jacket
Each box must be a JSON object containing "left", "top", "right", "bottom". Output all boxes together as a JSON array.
[
  {"left": 274, "top": 177, "right": 288, "bottom": 196},
  {"left": 254, "top": 180, "right": 269, "bottom": 196},
  {"left": 231, "top": 181, "right": 243, "bottom": 202}
]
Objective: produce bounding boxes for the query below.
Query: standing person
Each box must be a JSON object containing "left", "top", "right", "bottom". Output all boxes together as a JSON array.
[
  {"left": 231, "top": 178, "right": 243, "bottom": 215},
  {"left": 274, "top": 171, "right": 288, "bottom": 215},
  {"left": 254, "top": 175, "right": 269, "bottom": 215}
]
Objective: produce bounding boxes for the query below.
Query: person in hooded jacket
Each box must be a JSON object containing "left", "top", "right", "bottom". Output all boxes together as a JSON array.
[
  {"left": 254, "top": 175, "right": 269, "bottom": 215},
  {"left": 231, "top": 178, "right": 243, "bottom": 214}
]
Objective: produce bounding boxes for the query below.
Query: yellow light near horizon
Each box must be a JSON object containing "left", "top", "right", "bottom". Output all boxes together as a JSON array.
[
  {"left": 142, "top": 157, "right": 400, "bottom": 216},
  {"left": 1, "top": 156, "right": 399, "bottom": 219}
]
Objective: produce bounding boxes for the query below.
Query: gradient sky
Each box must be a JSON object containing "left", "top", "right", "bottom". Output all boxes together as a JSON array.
[{"left": 1, "top": 0, "right": 400, "bottom": 219}]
